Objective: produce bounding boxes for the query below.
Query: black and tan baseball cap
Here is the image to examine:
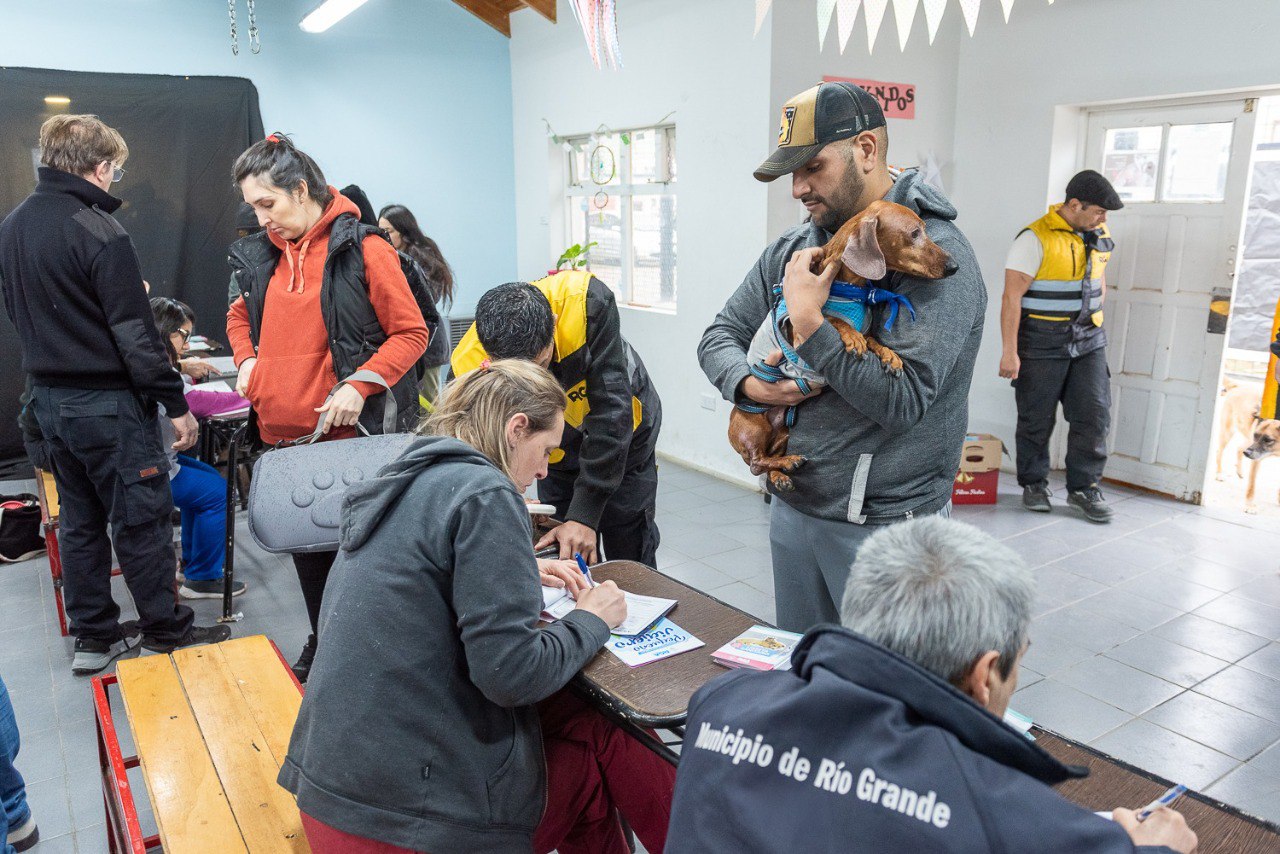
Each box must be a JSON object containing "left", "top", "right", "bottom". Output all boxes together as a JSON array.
[{"left": 754, "top": 81, "right": 887, "bottom": 182}]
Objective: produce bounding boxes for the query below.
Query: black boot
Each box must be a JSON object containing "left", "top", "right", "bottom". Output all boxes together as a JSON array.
[{"left": 293, "top": 635, "right": 317, "bottom": 683}]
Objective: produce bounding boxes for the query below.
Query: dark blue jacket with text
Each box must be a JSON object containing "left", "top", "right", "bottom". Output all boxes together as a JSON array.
[{"left": 667, "top": 626, "right": 1173, "bottom": 854}]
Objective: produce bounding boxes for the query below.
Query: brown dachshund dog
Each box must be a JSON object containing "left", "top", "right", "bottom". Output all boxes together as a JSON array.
[{"left": 729, "top": 200, "right": 956, "bottom": 492}]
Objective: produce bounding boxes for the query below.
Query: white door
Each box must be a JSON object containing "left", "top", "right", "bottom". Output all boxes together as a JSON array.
[{"left": 1077, "top": 99, "right": 1258, "bottom": 501}]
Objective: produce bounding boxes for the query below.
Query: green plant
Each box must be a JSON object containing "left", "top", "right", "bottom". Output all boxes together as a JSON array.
[{"left": 556, "top": 241, "right": 597, "bottom": 271}]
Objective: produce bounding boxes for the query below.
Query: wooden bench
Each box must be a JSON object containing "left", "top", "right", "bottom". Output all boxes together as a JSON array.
[{"left": 92, "top": 635, "right": 308, "bottom": 853}]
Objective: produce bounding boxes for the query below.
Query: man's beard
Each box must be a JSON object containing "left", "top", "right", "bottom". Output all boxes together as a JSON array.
[{"left": 809, "top": 169, "right": 865, "bottom": 232}]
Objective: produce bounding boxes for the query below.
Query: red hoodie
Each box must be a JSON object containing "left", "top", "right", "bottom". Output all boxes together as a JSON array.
[{"left": 226, "top": 190, "right": 429, "bottom": 445}]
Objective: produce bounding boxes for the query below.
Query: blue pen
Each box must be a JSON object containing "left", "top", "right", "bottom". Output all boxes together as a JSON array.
[
  {"left": 1136, "top": 784, "right": 1187, "bottom": 821},
  {"left": 574, "top": 553, "right": 596, "bottom": 587}
]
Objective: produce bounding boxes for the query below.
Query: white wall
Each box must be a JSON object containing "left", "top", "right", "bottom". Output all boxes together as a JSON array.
[
  {"left": 766, "top": 0, "right": 963, "bottom": 240},
  {"left": 0, "top": 0, "right": 517, "bottom": 312},
  {"left": 510, "top": 0, "right": 774, "bottom": 485},
  {"left": 950, "top": 0, "right": 1280, "bottom": 448}
]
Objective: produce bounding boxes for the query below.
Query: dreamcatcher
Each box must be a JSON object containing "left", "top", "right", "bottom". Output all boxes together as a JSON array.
[
  {"left": 589, "top": 139, "right": 616, "bottom": 223},
  {"left": 568, "top": 0, "right": 623, "bottom": 70}
]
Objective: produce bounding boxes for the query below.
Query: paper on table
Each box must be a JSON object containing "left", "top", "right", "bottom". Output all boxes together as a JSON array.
[
  {"left": 203, "top": 356, "right": 238, "bottom": 375},
  {"left": 539, "top": 587, "right": 676, "bottom": 637},
  {"left": 605, "top": 618, "right": 704, "bottom": 667},
  {"left": 196, "top": 380, "right": 234, "bottom": 394}
]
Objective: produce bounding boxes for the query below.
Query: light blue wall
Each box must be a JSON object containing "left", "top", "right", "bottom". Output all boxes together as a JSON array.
[{"left": 0, "top": 0, "right": 516, "bottom": 314}]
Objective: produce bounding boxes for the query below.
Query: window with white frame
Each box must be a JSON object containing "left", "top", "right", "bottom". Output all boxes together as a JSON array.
[{"left": 565, "top": 126, "right": 677, "bottom": 312}]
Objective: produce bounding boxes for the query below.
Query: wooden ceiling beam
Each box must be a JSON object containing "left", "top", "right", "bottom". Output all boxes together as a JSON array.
[
  {"left": 520, "top": 0, "right": 557, "bottom": 23},
  {"left": 452, "top": 0, "right": 511, "bottom": 37}
]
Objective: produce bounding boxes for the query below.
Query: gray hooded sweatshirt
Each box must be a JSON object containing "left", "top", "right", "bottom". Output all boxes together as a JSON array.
[
  {"left": 699, "top": 170, "right": 986, "bottom": 523},
  {"left": 278, "top": 436, "right": 610, "bottom": 853}
]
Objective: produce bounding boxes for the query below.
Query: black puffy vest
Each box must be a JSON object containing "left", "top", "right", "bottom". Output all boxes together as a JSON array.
[{"left": 228, "top": 213, "right": 418, "bottom": 436}]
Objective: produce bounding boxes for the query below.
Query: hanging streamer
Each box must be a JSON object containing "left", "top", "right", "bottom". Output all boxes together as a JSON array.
[
  {"left": 567, "top": 0, "right": 623, "bottom": 70},
  {"left": 959, "top": 0, "right": 982, "bottom": 36},
  {"left": 891, "top": 0, "right": 920, "bottom": 51},
  {"left": 835, "top": 0, "right": 860, "bottom": 53},
  {"left": 999, "top": 0, "right": 1016, "bottom": 22},
  {"left": 922, "top": 0, "right": 947, "bottom": 43},
  {"left": 754, "top": 0, "right": 773, "bottom": 37},
  {"left": 817, "top": 0, "right": 838, "bottom": 48},
  {"left": 864, "top": 0, "right": 890, "bottom": 53}
]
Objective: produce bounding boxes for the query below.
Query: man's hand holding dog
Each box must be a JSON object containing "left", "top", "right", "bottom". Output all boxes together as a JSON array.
[
  {"left": 783, "top": 247, "right": 839, "bottom": 342},
  {"left": 741, "top": 350, "right": 824, "bottom": 406}
]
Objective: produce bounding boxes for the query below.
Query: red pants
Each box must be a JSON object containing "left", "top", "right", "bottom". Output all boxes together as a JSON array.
[{"left": 301, "top": 691, "right": 676, "bottom": 854}]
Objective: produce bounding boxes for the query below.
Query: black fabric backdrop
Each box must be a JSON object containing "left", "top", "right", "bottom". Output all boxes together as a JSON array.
[{"left": 0, "top": 67, "right": 264, "bottom": 476}]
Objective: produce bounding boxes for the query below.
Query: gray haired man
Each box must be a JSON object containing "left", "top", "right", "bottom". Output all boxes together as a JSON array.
[{"left": 667, "top": 518, "right": 1196, "bottom": 853}]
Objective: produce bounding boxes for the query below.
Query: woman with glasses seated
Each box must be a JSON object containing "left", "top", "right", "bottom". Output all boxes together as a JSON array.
[{"left": 150, "top": 297, "right": 249, "bottom": 599}]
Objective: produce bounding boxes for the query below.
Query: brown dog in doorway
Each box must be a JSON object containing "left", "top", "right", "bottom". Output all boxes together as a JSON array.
[
  {"left": 728, "top": 200, "right": 956, "bottom": 492},
  {"left": 1243, "top": 418, "right": 1280, "bottom": 514}
]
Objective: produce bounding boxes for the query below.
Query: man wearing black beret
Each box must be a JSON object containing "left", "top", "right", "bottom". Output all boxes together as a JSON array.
[{"left": 999, "top": 170, "right": 1124, "bottom": 523}]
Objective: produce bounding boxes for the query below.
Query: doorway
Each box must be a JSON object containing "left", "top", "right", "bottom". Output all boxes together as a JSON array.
[
  {"left": 1069, "top": 97, "right": 1260, "bottom": 502},
  {"left": 1202, "top": 97, "right": 1280, "bottom": 518}
]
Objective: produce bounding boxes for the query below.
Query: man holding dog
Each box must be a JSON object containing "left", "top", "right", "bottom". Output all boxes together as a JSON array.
[
  {"left": 1000, "top": 171, "right": 1123, "bottom": 523},
  {"left": 699, "top": 82, "right": 986, "bottom": 632}
]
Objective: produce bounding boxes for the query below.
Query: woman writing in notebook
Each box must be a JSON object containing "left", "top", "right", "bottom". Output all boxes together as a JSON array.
[{"left": 279, "top": 359, "right": 677, "bottom": 854}]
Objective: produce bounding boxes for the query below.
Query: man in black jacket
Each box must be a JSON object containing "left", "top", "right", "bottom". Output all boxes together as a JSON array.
[
  {"left": 667, "top": 517, "right": 1196, "bottom": 854},
  {"left": 452, "top": 274, "right": 661, "bottom": 565},
  {"left": 0, "top": 115, "right": 229, "bottom": 675}
]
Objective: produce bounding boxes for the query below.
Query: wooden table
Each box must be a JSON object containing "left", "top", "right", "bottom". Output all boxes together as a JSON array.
[
  {"left": 1037, "top": 729, "right": 1280, "bottom": 853},
  {"left": 575, "top": 562, "right": 1280, "bottom": 849},
  {"left": 569, "top": 561, "right": 759, "bottom": 760},
  {"left": 93, "top": 635, "right": 308, "bottom": 853}
]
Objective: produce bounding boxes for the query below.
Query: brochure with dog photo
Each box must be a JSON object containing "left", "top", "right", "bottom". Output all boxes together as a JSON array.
[
  {"left": 712, "top": 625, "right": 803, "bottom": 671},
  {"left": 541, "top": 587, "right": 677, "bottom": 637}
]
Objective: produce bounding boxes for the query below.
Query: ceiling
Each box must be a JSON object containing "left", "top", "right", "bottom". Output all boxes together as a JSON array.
[{"left": 450, "top": 0, "right": 555, "bottom": 37}]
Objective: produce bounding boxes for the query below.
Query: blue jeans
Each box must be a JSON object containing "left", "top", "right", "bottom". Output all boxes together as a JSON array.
[
  {"left": 0, "top": 676, "right": 31, "bottom": 854},
  {"left": 171, "top": 456, "right": 227, "bottom": 583}
]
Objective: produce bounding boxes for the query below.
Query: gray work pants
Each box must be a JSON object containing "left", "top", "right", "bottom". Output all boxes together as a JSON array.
[{"left": 769, "top": 498, "right": 951, "bottom": 633}]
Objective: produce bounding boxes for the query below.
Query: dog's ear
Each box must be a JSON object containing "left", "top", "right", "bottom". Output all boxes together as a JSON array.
[{"left": 840, "top": 216, "right": 887, "bottom": 281}]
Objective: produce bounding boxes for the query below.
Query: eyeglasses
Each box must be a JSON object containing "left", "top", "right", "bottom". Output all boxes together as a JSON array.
[
  {"left": 174, "top": 328, "right": 191, "bottom": 342},
  {"left": 110, "top": 164, "right": 125, "bottom": 184}
]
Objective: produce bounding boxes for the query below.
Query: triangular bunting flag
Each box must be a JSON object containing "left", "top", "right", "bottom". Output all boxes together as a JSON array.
[
  {"left": 836, "top": 0, "right": 860, "bottom": 53},
  {"left": 818, "top": 0, "right": 838, "bottom": 48},
  {"left": 891, "top": 0, "right": 919, "bottom": 51},
  {"left": 959, "top": 0, "right": 981, "bottom": 35},
  {"left": 999, "top": 0, "right": 1016, "bottom": 21},
  {"left": 864, "top": 0, "right": 890, "bottom": 53},
  {"left": 754, "top": 0, "right": 773, "bottom": 37},
  {"left": 922, "top": 0, "right": 947, "bottom": 44}
]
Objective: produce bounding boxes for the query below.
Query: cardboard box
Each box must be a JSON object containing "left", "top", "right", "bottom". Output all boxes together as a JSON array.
[{"left": 952, "top": 433, "right": 1004, "bottom": 505}]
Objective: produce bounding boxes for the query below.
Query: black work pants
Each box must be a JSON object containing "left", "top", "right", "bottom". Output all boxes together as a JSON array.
[
  {"left": 292, "top": 550, "right": 337, "bottom": 637},
  {"left": 539, "top": 453, "right": 661, "bottom": 567},
  {"left": 1013, "top": 348, "right": 1111, "bottom": 491},
  {"left": 30, "top": 386, "right": 194, "bottom": 643}
]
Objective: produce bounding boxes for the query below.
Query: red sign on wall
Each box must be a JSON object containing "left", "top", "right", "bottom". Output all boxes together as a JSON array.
[{"left": 822, "top": 75, "right": 916, "bottom": 119}]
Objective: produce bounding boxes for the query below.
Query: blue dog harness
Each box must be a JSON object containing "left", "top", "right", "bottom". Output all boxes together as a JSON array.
[{"left": 738, "top": 280, "right": 917, "bottom": 425}]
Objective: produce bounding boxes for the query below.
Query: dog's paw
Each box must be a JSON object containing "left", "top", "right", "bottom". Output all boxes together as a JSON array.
[
  {"left": 1215, "top": 473, "right": 1225, "bottom": 482},
  {"left": 1245, "top": 504, "right": 1259, "bottom": 515},
  {"left": 768, "top": 471, "right": 796, "bottom": 492},
  {"left": 778, "top": 455, "right": 807, "bottom": 473}
]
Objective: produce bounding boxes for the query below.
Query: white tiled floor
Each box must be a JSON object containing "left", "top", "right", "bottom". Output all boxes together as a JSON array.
[{"left": 2, "top": 459, "right": 1279, "bottom": 852}]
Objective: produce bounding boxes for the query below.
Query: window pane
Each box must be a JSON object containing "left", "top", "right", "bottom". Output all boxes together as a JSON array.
[
  {"left": 629, "top": 194, "right": 677, "bottom": 310},
  {"left": 629, "top": 128, "right": 674, "bottom": 184},
  {"left": 1162, "top": 122, "right": 1233, "bottom": 202},
  {"left": 1102, "top": 126, "right": 1162, "bottom": 203},
  {"left": 570, "top": 195, "right": 623, "bottom": 294}
]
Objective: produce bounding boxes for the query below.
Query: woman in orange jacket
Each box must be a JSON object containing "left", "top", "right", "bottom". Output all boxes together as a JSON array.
[{"left": 227, "top": 134, "right": 428, "bottom": 680}]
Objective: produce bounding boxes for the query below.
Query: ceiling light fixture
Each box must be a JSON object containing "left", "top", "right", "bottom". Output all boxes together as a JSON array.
[
  {"left": 44, "top": 96, "right": 71, "bottom": 105},
  {"left": 299, "top": 0, "right": 371, "bottom": 33}
]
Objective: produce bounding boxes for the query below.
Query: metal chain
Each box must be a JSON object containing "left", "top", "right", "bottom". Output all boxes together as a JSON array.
[
  {"left": 247, "top": 0, "right": 260, "bottom": 54},
  {"left": 228, "top": 0, "right": 239, "bottom": 56}
]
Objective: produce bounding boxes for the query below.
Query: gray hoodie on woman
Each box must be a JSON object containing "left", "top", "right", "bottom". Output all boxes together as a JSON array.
[
  {"left": 699, "top": 170, "right": 986, "bottom": 523},
  {"left": 278, "top": 436, "right": 610, "bottom": 853}
]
